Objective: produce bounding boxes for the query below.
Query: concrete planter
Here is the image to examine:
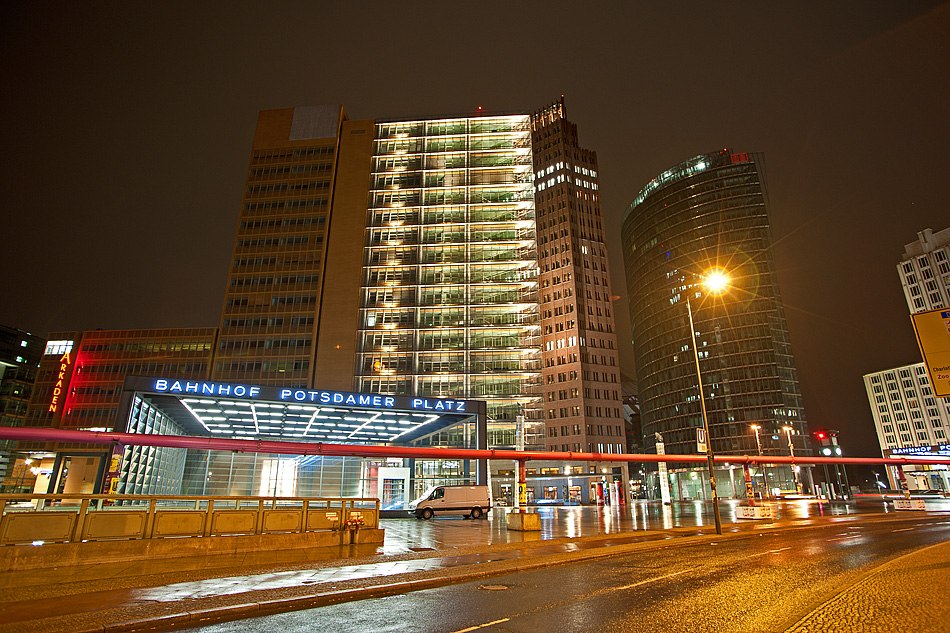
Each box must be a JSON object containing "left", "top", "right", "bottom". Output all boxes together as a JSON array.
[{"left": 506, "top": 511, "right": 541, "bottom": 531}]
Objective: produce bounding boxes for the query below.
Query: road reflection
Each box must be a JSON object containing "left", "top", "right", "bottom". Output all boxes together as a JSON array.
[{"left": 377, "top": 498, "right": 950, "bottom": 555}]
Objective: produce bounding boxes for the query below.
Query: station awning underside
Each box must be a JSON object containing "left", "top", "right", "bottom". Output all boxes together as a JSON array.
[{"left": 124, "top": 377, "right": 484, "bottom": 447}]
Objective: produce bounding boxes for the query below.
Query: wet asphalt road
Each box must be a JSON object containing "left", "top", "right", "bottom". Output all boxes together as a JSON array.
[{"left": 181, "top": 514, "right": 950, "bottom": 633}]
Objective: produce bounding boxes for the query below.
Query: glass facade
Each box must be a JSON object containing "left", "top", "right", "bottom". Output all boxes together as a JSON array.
[
  {"left": 622, "top": 149, "right": 809, "bottom": 459},
  {"left": 358, "top": 116, "right": 542, "bottom": 449}
]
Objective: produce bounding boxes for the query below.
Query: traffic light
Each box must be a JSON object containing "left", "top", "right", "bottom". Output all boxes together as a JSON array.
[{"left": 813, "top": 430, "right": 842, "bottom": 456}]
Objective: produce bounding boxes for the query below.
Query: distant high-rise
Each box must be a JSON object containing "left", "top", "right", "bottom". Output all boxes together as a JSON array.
[
  {"left": 621, "top": 150, "right": 808, "bottom": 470},
  {"left": 864, "top": 226, "right": 950, "bottom": 492},
  {"left": 897, "top": 227, "right": 950, "bottom": 313},
  {"left": 213, "top": 105, "right": 346, "bottom": 388}
]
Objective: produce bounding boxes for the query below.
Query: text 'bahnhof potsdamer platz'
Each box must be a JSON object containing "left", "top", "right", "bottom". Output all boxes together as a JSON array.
[{"left": 12, "top": 99, "right": 629, "bottom": 508}]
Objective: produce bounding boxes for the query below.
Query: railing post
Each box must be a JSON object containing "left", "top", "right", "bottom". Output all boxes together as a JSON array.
[
  {"left": 301, "top": 499, "right": 309, "bottom": 533},
  {"left": 202, "top": 499, "right": 214, "bottom": 536},
  {"left": 145, "top": 497, "right": 157, "bottom": 539},
  {"left": 255, "top": 498, "right": 264, "bottom": 535},
  {"left": 71, "top": 498, "right": 90, "bottom": 543}
]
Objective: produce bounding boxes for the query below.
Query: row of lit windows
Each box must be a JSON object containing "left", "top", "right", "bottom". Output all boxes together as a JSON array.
[
  {"left": 250, "top": 146, "right": 334, "bottom": 163},
  {"left": 245, "top": 181, "right": 329, "bottom": 195},
  {"left": 242, "top": 198, "right": 328, "bottom": 213},
  {"left": 222, "top": 316, "right": 314, "bottom": 329},
  {"left": 549, "top": 423, "right": 622, "bottom": 438}
]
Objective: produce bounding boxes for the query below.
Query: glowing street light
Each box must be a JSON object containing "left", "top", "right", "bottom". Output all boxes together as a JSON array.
[
  {"left": 749, "top": 424, "right": 767, "bottom": 498},
  {"left": 685, "top": 267, "right": 731, "bottom": 535},
  {"left": 703, "top": 268, "right": 730, "bottom": 295}
]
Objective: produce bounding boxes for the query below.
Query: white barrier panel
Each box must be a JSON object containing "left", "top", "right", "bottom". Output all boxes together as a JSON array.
[
  {"left": 736, "top": 506, "right": 772, "bottom": 520},
  {"left": 894, "top": 499, "right": 927, "bottom": 510}
]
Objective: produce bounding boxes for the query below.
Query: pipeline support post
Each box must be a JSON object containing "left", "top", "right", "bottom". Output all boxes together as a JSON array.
[
  {"left": 743, "top": 461, "right": 756, "bottom": 507},
  {"left": 517, "top": 459, "right": 528, "bottom": 510}
]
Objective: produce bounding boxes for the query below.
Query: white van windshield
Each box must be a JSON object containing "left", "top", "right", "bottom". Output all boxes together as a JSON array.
[{"left": 411, "top": 486, "right": 440, "bottom": 505}]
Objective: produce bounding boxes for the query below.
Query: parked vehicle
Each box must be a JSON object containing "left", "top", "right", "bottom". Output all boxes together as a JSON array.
[{"left": 409, "top": 485, "right": 491, "bottom": 519}]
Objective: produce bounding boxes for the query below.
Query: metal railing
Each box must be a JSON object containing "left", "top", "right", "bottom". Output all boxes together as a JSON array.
[{"left": 0, "top": 494, "right": 379, "bottom": 546}]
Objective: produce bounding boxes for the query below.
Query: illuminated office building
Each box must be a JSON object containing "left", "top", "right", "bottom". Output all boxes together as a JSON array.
[
  {"left": 622, "top": 149, "right": 809, "bottom": 497},
  {"left": 216, "top": 100, "right": 622, "bottom": 456},
  {"left": 213, "top": 105, "right": 345, "bottom": 388},
  {"left": 353, "top": 112, "right": 541, "bottom": 450}
]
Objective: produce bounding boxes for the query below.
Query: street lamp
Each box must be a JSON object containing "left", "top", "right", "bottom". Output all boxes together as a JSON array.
[
  {"left": 782, "top": 425, "right": 801, "bottom": 493},
  {"left": 685, "top": 268, "right": 729, "bottom": 535},
  {"left": 750, "top": 424, "right": 765, "bottom": 498}
]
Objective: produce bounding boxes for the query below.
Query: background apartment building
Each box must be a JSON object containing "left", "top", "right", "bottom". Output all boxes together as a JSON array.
[{"left": 865, "top": 227, "right": 950, "bottom": 491}]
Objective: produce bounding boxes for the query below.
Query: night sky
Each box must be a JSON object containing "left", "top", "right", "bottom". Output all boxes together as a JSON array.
[{"left": 2, "top": 2, "right": 948, "bottom": 461}]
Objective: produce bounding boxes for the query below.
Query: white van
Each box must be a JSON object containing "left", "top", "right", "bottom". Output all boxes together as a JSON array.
[{"left": 409, "top": 485, "right": 492, "bottom": 519}]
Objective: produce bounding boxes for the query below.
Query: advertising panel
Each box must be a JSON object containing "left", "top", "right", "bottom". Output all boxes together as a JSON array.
[{"left": 910, "top": 308, "right": 950, "bottom": 397}]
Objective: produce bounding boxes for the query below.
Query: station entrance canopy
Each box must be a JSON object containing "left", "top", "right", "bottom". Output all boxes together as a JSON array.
[
  {"left": 116, "top": 376, "right": 488, "bottom": 496},
  {"left": 120, "top": 376, "right": 487, "bottom": 447}
]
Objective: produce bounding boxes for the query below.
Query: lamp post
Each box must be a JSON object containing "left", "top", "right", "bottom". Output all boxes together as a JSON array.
[
  {"left": 782, "top": 425, "right": 801, "bottom": 493},
  {"left": 750, "top": 424, "right": 764, "bottom": 498},
  {"left": 16, "top": 458, "right": 33, "bottom": 492},
  {"left": 685, "top": 268, "right": 728, "bottom": 535}
]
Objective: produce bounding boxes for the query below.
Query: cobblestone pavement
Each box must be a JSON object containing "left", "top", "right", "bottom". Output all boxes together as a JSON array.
[{"left": 785, "top": 539, "right": 950, "bottom": 633}]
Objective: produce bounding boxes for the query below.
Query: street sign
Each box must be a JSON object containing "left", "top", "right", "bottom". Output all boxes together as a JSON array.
[
  {"left": 910, "top": 308, "right": 950, "bottom": 397},
  {"left": 696, "top": 427, "right": 707, "bottom": 453}
]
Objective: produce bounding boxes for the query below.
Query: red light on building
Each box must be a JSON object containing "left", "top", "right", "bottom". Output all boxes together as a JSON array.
[{"left": 48, "top": 352, "right": 72, "bottom": 412}]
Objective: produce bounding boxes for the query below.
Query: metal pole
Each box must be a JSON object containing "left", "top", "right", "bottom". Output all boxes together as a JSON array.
[
  {"left": 743, "top": 463, "right": 756, "bottom": 507},
  {"left": 687, "top": 295, "right": 722, "bottom": 535},
  {"left": 784, "top": 427, "right": 801, "bottom": 493},
  {"left": 751, "top": 425, "right": 765, "bottom": 499}
]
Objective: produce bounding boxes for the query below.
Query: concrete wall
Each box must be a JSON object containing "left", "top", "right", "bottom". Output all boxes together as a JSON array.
[
  {"left": 0, "top": 527, "right": 384, "bottom": 573},
  {"left": 311, "top": 119, "right": 375, "bottom": 390}
]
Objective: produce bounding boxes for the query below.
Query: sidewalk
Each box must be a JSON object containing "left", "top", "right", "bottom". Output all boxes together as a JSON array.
[
  {"left": 0, "top": 510, "right": 946, "bottom": 632},
  {"left": 785, "top": 539, "right": 950, "bottom": 633}
]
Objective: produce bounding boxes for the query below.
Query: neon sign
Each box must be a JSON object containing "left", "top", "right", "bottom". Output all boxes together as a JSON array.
[
  {"left": 48, "top": 352, "right": 72, "bottom": 412},
  {"left": 891, "top": 444, "right": 950, "bottom": 456},
  {"left": 154, "top": 379, "right": 261, "bottom": 398},
  {"left": 281, "top": 389, "right": 396, "bottom": 407},
  {"left": 150, "top": 378, "right": 470, "bottom": 413}
]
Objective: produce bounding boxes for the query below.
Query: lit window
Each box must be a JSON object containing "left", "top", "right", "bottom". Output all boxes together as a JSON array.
[{"left": 44, "top": 340, "right": 74, "bottom": 355}]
